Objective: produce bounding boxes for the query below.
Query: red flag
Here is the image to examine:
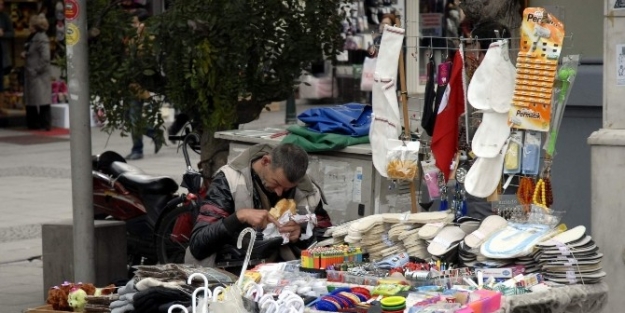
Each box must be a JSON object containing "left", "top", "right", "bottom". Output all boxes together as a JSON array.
[{"left": 431, "top": 51, "right": 465, "bottom": 181}]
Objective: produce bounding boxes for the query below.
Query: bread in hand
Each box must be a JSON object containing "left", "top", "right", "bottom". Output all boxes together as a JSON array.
[{"left": 269, "top": 198, "right": 297, "bottom": 219}]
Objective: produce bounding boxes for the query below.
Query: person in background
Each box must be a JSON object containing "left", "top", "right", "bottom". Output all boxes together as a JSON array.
[
  {"left": 125, "top": 9, "right": 162, "bottom": 160},
  {"left": 367, "top": 13, "right": 398, "bottom": 58},
  {"left": 23, "top": 15, "right": 51, "bottom": 130},
  {"left": 186, "top": 143, "right": 332, "bottom": 266},
  {"left": 0, "top": 0, "right": 14, "bottom": 107}
]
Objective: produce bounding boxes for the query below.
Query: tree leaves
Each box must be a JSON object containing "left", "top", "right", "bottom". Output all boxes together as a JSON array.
[{"left": 85, "top": 0, "right": 346, "bottom": 149}]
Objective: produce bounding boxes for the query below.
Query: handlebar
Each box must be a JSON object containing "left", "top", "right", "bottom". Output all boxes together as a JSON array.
[{"left": 181, "top": 132, "right": 200, "bottom": 169}]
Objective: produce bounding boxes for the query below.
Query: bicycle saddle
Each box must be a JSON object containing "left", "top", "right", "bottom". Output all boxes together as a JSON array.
[{"left": 117, "top": 172, "right": 179, "bottom": 194}]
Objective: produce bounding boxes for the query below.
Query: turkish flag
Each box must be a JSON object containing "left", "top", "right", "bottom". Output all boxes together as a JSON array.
[{"left": 431, "top": 51, "right": 466, "bottom": 181}]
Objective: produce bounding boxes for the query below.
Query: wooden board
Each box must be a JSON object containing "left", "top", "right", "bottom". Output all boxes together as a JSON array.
[{"left": 24, "top": 305, "right": 67, "bottom": 313}]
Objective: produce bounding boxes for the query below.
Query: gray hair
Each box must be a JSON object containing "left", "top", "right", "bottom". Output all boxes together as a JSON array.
[{"left": 270, "top": 143, "right": 308, "bottom": 183}]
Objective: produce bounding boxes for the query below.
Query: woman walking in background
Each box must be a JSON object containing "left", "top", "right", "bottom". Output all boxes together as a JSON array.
[{"left": 23, "top": 15, "right": 51, "bottom": 130}]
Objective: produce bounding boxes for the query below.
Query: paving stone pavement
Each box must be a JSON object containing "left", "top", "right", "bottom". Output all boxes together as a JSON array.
[{"left": 0, "top": 102, "right": 311, "bottom": 312}]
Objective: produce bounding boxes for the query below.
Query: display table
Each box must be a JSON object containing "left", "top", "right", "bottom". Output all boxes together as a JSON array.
[
  {"left": 498, "top": 283, "right": 608, "bottom": 313},
  {"left": 216, "top": 129, "right": 414, "bottom": 224},
  {"left": 301, "top": 283, "right": 608, "bottom": 313}
]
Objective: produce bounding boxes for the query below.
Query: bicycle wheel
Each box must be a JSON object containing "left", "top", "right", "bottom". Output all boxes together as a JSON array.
[{"left": 155, "top": 204, "right": 194, "bottom": 264}]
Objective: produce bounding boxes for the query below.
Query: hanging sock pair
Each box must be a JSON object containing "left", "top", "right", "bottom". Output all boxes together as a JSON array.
[{"left": 369, "top": 25, "right": 404, "bottom": 178}]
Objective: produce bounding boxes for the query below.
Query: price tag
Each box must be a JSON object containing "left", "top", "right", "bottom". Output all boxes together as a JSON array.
[{"left": 558, "top": 245, "right": 571, "bottom": 256}]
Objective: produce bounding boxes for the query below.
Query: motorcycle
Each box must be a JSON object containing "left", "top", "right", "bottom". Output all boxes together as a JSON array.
[
  {"left": 92, "top": 125, "right": 285, "bottom": 274},
  {"left": 92, "top": 130, "right": 203, "bottom": 271}
]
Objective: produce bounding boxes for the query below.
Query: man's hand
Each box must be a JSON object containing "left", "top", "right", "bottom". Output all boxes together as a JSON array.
[
  {"left": 279, "top": 220, "right": 301, "bottom": 242},
  {"left": 236, "top": 208, "right": 278, "bottom": 230}
]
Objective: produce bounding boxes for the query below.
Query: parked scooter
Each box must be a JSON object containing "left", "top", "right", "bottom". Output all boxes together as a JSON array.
[
  {"left": 92, "top": 125, "right": 286, "bottom": 274},
  {"left": 92, "top": 130, "right": 203, "bottom": 272}
]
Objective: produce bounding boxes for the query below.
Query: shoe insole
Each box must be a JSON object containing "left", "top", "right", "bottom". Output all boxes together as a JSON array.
[
  {"left": 465, "top": 142, "right": 508, "bottom": 198},
  {"left": 481, "top": 223, "right": 552, "bottom": 259},
  {"left": 543, "top": 263, "right": 603, "bottom": 273},
  {"left": 468, "top": 40, "right": 516, "bottom": 113},
  {"left": 427, "top": 226, "right": 466, "bottom": 256},
  {"left": 538, "top": 226, "right": 586, "bottom": 246},
  {"left": 468, "top": 40, "right": 515, "bottom": 112},
  {"left": 472, "top": 112, "right": 511, "bottom": 158},
  {"left": 540, "top": 236, "right": 593, "bottom": 251},
  {"left": 540, "top": 244, "right": 598, "bottom": 255},
  {"left": 465, "top": 215, "right": 508, "bottom": 248}
]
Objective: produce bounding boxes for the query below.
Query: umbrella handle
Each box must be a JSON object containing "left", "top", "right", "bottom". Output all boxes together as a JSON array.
[{"left": 237, "top": 227, "right": 257, "bottom": 288}]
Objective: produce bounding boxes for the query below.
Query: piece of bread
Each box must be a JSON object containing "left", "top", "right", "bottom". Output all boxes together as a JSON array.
[{"left": 269, "top": 199, "right": 296, "bottom": 219}]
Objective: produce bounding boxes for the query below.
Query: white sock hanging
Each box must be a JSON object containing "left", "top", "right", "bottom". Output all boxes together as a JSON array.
[{"left": 370, "top": 25, "right": 404, "bottom": 177}]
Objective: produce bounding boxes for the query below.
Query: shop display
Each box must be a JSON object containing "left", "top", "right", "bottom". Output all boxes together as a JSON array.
[{"left": 25, "top": 6, "right": 602, "bottom": 313}]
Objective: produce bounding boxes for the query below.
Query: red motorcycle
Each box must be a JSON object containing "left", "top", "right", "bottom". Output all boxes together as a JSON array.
[{"left": 92, "top": 132, "right": 202, "bottom": 270}]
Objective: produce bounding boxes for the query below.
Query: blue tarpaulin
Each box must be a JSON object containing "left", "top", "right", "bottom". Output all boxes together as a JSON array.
[{"left": 297, "top": 103, "right": 372, "bottom": 137}]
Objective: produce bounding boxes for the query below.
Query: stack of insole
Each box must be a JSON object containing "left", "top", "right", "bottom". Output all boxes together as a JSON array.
[
  {"left": 536, "top": 226, "right": 605, "bottom": 284},
  {"left": 515, "top": 249, "right": 542, "bottom": 274},
  {"left": 457, "top": 216, "right": 508, "bottom": 266},
  {"left": 427, "top": 226, "right": 466, "bottom": 263},
  {"left": 328, "top": 212, "right": 456, "bottom": 260},
  {"left": 398, "top": 226, "right": 429, "bottom": 260}
]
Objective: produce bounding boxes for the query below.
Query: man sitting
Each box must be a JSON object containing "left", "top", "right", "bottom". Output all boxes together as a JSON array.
[{"left": 185, "top": 143, "right": 331, "bottom": 266}]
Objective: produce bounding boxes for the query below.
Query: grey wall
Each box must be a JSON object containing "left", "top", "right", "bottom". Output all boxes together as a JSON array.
[{"left": 551, "top": 106, "right": 602, "bottom": 232}]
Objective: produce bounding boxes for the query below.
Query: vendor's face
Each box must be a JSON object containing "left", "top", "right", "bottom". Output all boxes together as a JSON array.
[
  {"left": 379, "top": 17, "right": 392, "bottom": 33},
  {"left": 260, "top": 156, "right": 297, "bottom": 196}
]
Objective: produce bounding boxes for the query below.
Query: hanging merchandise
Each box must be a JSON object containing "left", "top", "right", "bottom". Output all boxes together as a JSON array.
[
  {"left": 522, "top": 131, "right": 541, "bottom": 175},
  {"left": 422, "top": 159, "right": 441, "bottom": 199},
  {"left": 467, "top": 40, "right": 516, "bottom": 114},
  {"left": 504, "top": 129, "right": 524, "bottom": 174},
  {"left": 369, "top": 25, "right": 405, "bottom": 178},
  {"left": 360, "top": 57, "right": 377, "bottom": 91},
  {"left": 544, "top": 55, "right": 580, "bottom": 158},
  {"left": 421, "top": 54, "right": 437, "bottom": 136},
  {"left": 386, "top": 139, "right": 421, "bottom": 181},
  {"left": 508, "top": 7, "right": 566, "bottom": 132},
  {"left": 471, "top": 112, "right": 512, "bottom": 158},
  {"left": 431, "top": 50, "right": 466, "bottom": 181},
  {"left": 464, "top": 140, "right": 509, "bottom": 199}
]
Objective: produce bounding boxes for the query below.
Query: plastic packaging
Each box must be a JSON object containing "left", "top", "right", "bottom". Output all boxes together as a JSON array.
[
  {"left": 386, "top": 140, "right": 421, "bottom": 181},
  {"left": 544, "top": 55, "right": 580, "bottom": 157},
  {"left": 422, "top": 160, "right": 441, "bottom": 199},
  {"left": 522, "top": 131, "right": 541, "bottom": 175},
  {"left": 504, "top": 130, "right": 524, "bottom": 174}
]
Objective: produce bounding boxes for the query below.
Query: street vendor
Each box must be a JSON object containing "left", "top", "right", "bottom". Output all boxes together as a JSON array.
[{"left": 185, "top": 143, "right": 332, "bottom": 266}]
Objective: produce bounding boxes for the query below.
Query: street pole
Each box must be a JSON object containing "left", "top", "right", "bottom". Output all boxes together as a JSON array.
[
  {"left": 65, "top": 0, "right": 95, "bottom": 282},
  {"left": 285, "top": 94, "right": 297, "bottom": 124}
]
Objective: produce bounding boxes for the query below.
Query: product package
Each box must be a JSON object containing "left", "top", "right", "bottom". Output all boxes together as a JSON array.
[
  {"left": 504, "top": 130, "right": 524, "bottom": 174},
  {"left": 544, "top": 55, "right": 580, "bottom": 157},
  {"left": 386, "top": 140, "right": 421, "bottom": 181},
  {"left": 508, "top": 7, "right": 565, "bottom": 132},
  {"left": 522, "top": 131, "right": 542, "bottom": 175},
  {"left": 422, "top": 159, "right": 442, "bottom": 199}
]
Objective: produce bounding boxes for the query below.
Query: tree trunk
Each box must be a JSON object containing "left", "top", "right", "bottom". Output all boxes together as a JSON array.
[{"left": 198, "top": 129, "right": 230, "bottom": 185}]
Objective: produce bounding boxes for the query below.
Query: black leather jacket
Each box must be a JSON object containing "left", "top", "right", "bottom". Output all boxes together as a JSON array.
[{"left": 188, "top": 172, "right": 332, "bottom": 261}]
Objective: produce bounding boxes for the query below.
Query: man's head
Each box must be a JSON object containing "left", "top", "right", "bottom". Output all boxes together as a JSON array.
[
  {"left": 30, "top": 14, "right": 49, "bottom": 32},
  {"left": 470, "top": 21, "right": 511, "bottom": 62},
  {"left": 257, "top": 143, "right": 309, "bottom": 196}
]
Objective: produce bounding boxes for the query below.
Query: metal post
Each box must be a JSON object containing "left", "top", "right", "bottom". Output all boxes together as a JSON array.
[
  {"left": 285, "top": 93, "right": 297, "bottom": 124},
  {"left": 65, "top": 0, "right": 95, "bottom": 282}
]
